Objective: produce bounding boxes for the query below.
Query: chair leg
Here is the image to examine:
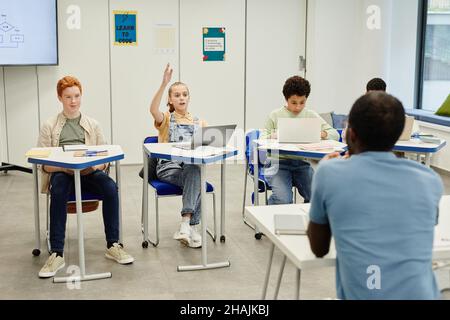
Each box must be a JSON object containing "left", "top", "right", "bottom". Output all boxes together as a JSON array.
[
  {"left": 146, "top": 193, "right": 160, "bottom": 247},
  {"left": 241, "top": 171, "right": 248, "bottom": 219}
]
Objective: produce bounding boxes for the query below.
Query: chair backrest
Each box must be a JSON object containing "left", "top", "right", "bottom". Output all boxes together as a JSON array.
[
  {"left": 144, "top": 136, "right": 158, "bottom": 144},
  {"left": 139, "top": 136, "right": 159, "bottom": 181},
  {"left": 245, "top": 130, "right": 260, "bottom": 164},
  {"left": 245, "top": 130, "right": 268, "bottom": 174}
]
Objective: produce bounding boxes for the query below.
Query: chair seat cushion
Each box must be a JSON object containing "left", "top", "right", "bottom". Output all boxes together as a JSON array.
[{"left": 150, "top": 180, "right": 214, "bottom": 196}]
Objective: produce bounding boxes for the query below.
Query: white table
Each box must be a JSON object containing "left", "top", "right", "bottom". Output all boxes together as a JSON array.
[
  {"left": 392, "top": 138, "right": 446, "bottom": 167},
  {"left": 27, "top": 145, "right": 124, "bottom": 283},
  {"left": 245, "top": 195, "right": 450, "bottom": 300},
  {"left": 142, "top": 143, "right": 238, "bottom": 271}
]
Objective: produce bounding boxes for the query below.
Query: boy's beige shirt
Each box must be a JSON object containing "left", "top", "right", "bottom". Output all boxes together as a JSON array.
[{"left": 37, "top": 112, "right": 105, "bottom": 193}]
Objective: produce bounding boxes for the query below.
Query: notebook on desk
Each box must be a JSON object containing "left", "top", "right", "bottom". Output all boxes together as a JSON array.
[
  {"left": 173, "top": 124, "right": 236, "bottom": 150},
  {"left": 274, "top": 214, "right": 307, "bottom": 235},
  {"left": 278, "top": 118, "right": 321, "bottom": 144}
]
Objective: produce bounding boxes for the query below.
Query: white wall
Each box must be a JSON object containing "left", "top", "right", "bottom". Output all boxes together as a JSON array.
[
  {"left": 179, "top": 0, "right": 245, "bottom": 130},
  {"left": 306, "top": 0, "right": 419, "bottom": 114},
  {"left": 3, "top": 67, "right": 40, "bottom": 167},
  {"left": 245, "top": 0, "right": 306, "bottom": 130}
]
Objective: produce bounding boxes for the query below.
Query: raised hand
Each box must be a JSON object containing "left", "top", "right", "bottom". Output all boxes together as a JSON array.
[{"left": 162, "top": 63, "right": 173, "bottom": 86}]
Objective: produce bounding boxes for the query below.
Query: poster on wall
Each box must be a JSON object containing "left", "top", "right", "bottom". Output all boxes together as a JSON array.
[
  {"left": 113, "top": 11, "right": 137, "bottom": 46},
  {"left": 154, "top": 23, "right": 176, "bottom": 54},
  {"left": 202, "top": 27, "right": 225, "bottom": 61}
]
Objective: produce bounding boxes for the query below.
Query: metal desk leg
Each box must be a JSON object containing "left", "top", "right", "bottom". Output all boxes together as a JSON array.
[
  {"left": 115, "top": 160, "right": 123, "bottom": 244},
  {"left": 32, "top": 164, "right": 41, "bottom": 256},
  {"left": 220, "top": 161, "right": 225, "bottom": 242},
  {"left": 54, "top": 169, "right": 111, "bottom": 283},
  {"left": 177, "top": 164, "right": 230, "bottom": 272},
  {"left": 425, "top": 153, "right": 431, "bottom": 167},
  {"left": 262, "top": 243, "right": 275, "bottom": 300},
  {"left": 296, "top": 269, "right": 301, "bottom": 300},
  {"left": 141, "top": 150, "right": 150, "bottom": 247},
  {"left": 274, "top": 255, "right": 287, "bottom": 299}
]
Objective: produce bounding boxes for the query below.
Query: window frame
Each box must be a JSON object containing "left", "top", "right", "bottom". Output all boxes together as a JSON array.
[{"left": 414, "top": 0, "right": 428, "bottom": 110}]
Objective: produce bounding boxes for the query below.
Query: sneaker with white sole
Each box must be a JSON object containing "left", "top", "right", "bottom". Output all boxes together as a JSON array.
[
  {"left": 105, "top": 243, "right": 134, "bottom": 264},
  {"left": 190, "top": 224, "right": 202, "bottom": 244},
  {"left": 39, "top": 253, "right": 65, "bottom": 278},
  {"left": 173, "top": 221, "right": 191, "bottom": 244}
]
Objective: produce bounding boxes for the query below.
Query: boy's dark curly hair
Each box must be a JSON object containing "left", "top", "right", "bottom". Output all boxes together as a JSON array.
[
  {"left": 366, "top": 78, "right": 386, "bottom": 92},
  {"left": 282, "top": 76, "right": 311, "bottom": 100}
]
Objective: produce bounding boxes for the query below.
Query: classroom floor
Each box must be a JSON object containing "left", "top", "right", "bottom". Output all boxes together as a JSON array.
[{"left": 1, "top": 163, "right": 450, "bottom": 300}]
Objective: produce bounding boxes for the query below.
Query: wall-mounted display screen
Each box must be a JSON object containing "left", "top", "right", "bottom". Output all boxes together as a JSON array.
[{"left": 0, "top": 0, "right": 58, "bottom": 66}]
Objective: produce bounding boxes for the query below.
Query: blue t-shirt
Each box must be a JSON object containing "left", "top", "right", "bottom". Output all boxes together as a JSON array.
[{"left": 309, "top": 152, "right": 443, "bottom": 300}]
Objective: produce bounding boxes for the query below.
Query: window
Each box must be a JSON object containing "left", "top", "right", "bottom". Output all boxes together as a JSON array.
[{"left": 419, "top": 0, "right": 450, "bottom": 111}]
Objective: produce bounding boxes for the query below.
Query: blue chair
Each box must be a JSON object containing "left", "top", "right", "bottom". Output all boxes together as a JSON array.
[
  {"left": 140, "top": 136, "right": 217, "bottom": 248},
  {"left": 242, "top": 130, "right": 299, "bottom": 239},
  {"left": 242, "top": 130, "right": 270, "bottom": 233}
]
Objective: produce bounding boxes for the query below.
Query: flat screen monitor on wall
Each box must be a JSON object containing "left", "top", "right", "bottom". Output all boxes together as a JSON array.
[{"left": 0, "top": 0, "right": 58, "bottom": 66}]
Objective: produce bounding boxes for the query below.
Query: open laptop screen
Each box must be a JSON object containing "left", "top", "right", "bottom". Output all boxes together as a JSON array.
[
  {"left": 278, "top": 118, "right": 321, "bottom": 143},
  {"left": 175, "top": 124, "right": 237, "bottom": 150}
]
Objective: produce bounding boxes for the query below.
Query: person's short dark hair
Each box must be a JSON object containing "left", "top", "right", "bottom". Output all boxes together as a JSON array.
[
  {"left": 366, "top": 78, "right": 386, "bottom": 92},
  {"left": 348, "top": 92, "right": 405, "bottom": 151},
  {"left": 283, "top": 76, "right": 311, "bottom": 100}
]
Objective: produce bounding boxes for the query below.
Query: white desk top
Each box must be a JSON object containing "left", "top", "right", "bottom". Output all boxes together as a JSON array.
[
  {"left": 256, "top": 139, "right": 347, "bottom": 159},
  {"left": 393, "top": 138, "right": 446, "bottom": 153},
  {"left": 144, "top": 142, "right": 238, "bottom": 164},
  {"left": 245, "top": 203, "right": 336, "bottom": 269},
  {"left": 246, "top": 195, "right": 450, "bottom": 269},
  {"left": 26, "top": 145, "right": 124, "bottom": 169}
]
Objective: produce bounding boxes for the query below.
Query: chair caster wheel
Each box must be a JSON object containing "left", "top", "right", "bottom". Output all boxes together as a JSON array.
[
  {"left": 220, "top": 235, "right": 226, "bottom": 243},
  {"left": 152, "top": 242, "right": 158, "bottom": 247},
  {"left": 142, "top": 241, "right": 148, "bottom": 248},
  {"left": 255, "top": 233, "right": 262, "bottom": 240},
  {"left": 32, "top": 249, "right": 41, "bottom": 256}
]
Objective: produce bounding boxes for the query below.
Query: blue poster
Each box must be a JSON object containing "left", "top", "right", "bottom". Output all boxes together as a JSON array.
[
  {"left": 202, "top": 27, "right": 225, "bottom": 61},
  {"left": 114, "top": 11, "right": 137, "bottom": 46}
]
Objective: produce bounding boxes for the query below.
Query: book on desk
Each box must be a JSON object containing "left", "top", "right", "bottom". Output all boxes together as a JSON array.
[{"left": 274, "top": 214, "right": 308, "bottom": 235}]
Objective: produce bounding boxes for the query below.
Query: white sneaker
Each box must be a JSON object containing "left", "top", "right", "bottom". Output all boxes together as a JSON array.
[
  {"left": 190, "top": 224, "right": 202, "bottom": 244},
  {"left": 39, "top": 253, "right": 65, "bottom": 278},
  {"left": 105, "top": 243, "right": 134, "bottom": 264},
  {"left": 173, "top": 222, "right": 191, "bottom": 244}
]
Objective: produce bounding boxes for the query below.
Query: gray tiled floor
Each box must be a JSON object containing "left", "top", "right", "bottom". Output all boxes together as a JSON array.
[{"left": 0, "top": 163, "right": 449, "bottom": 300}]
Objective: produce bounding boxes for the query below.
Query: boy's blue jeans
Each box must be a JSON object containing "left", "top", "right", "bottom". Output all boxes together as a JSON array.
[
  {"left": 156, "top": 163, "right": 202, "bottom": 225},
  {"left": 264, "top": 158, "right": 313, "bottom": 204},
  {"left": 49, "top": 170, "right": 119, "bottom": 253}
]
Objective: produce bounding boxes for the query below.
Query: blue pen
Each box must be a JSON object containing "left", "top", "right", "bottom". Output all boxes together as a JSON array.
[{"left": 85, "top": 150, "right": 107, "bottom": 156}]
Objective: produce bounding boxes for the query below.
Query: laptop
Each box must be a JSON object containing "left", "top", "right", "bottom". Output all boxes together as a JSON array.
[
  {"left": 398, "top": 115, "right": 414, "bottom": 141},
  {"left": 278, "top": 118, "right": 322, "bottom": 143},
  {"left": 174, "top": 124, "right": 237, "bottom": 150}
]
